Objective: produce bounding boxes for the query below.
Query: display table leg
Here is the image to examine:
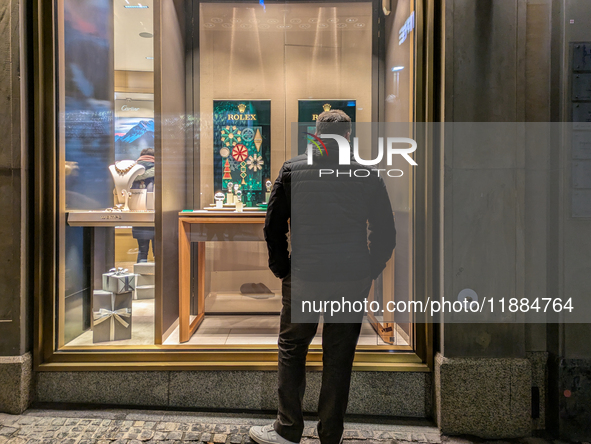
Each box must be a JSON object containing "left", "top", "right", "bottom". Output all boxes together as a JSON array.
[
  {"left": 179, "top": 219, "right": 205, "bottom": 343},
  {"left": 179, "top": 219, "right": 191, "bottom": 342}
]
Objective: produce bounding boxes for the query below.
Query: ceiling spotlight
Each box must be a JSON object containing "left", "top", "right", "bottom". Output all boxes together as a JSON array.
[
  {"left": 391, "top": 66, "right": 404, "bottom": 72},
  {"left": 139, "top": 32, "right": 153, "bottom": 38},
  {"left": 124, "top": 5, "right": 149, "bottom": 8},
  {"left": 145, "top": 57, "right": 154, "bottom": 60}
]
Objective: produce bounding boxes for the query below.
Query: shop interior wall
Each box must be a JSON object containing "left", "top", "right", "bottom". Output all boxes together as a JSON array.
[
  {"left": 155, "top": 0, "right": 187, "bottom": 341},
  {"left": 113, "top": 72, "right": 155, "bottom": 264},
  {"left": 197, "top": 2, "right": 373, "bottom": 293}
]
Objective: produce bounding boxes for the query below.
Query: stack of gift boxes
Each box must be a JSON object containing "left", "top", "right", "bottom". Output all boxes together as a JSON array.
[{"left": 92, "top": 268, "right": 136, "bottom": 343}]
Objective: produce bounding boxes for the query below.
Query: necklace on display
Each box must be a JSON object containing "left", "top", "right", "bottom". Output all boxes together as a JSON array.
[{"left": 114, "top": 161, "right": 137, "bottom": 176}]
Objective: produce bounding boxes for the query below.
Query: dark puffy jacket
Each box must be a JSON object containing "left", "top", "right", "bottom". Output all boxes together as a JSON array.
[{"left": 264, "top": 140, "right": 396, "bottom": 282}]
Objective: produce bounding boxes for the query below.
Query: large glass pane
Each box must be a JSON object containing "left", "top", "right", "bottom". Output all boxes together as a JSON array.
[
  {"left": 56, "top": 0, "right": 417, "bottom": 352},
  {"left": 58, "top": 0, "right": 156, "bottom": 347},
  {"left": 167, "top": 1, "right": 413, "bottom": 349},
  {"left": 370, "top": 0, "right": 416, "bottom": 346}
]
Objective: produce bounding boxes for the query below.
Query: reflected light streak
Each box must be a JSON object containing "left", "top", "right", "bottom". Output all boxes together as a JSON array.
[
  {"left": 311, "top": 7, "right": 340, "bottom": 93},
  {"left": 228, "top": 8, "right": 237, "bottom": 94},
  {"left": 329, "top": 7, "right": 340, "bottom": 92},
  {"left": 249, "top": 7, "right": 266, "bottom": 90},
  {"left": 229, "top": 7, "right": 266, "bottom": 95}
]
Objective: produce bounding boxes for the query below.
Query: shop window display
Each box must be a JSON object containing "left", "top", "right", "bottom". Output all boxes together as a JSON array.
[
  {"left": 212, "top": 100, "right": 271, "bottom": 208},
  {"left": 57, "top": 0, "right": 417, "bottom": 354},
  {"left": 61, "top": 0, "right": 156, "bottom": 346}
]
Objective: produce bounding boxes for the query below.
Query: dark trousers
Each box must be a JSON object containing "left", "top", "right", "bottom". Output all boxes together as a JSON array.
[
  {"left": 136, "top": 238, "right": 154, "bottom": 263},
  {"left": 274, "top": 274, "right": 372, "bottom": 444}
]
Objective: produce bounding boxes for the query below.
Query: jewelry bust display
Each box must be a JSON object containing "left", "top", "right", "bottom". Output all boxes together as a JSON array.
[
  {"left": 114, "top": 160, "right": 137, "bottom": 176},
  {"left": 108, "top": 161, "right": 146, "bottom": 207}
]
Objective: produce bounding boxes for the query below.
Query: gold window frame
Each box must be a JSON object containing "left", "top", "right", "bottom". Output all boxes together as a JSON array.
[{"left": 32, "top": 0, "right": 436, "bottom": 372}]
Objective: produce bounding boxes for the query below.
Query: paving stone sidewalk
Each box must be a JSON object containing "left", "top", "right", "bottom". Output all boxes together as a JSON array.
[
  {"left": 0, "top": 408, "right": 577, "bottom": 444},
  {"left": 0, "top": 407, "right": 443, "bottom": 444},
  {"left": 0, "top": 408, "right": 441, "bottom": 444}
]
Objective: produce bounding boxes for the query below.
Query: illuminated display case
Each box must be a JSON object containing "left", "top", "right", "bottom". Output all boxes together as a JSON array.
[{"left": 39, "top": 0, "right": 432, "bottom": 371}]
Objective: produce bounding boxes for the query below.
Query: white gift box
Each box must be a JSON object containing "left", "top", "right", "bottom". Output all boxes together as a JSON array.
[{"left": 102, "top": 267, "right": 136, "bottom": 294}]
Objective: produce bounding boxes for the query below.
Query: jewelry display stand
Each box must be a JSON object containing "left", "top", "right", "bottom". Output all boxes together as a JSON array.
[
  {"left": 108, "top": 161, "right": 146, "bottom": 208},
  {"left": 129, "top": 189, "right": 147, "bottom": 211},
  {"left": 146, "top": 191, "right": 155, "bottom": 211},
  {"left": 67, "top": 162, "right": 154, "bottom": 227}
]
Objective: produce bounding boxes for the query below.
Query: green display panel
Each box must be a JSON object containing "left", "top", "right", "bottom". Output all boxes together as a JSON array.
[
  {"left": 297, "top": 100, "right": 356, "bottom": 155},
  {"left": 213, "top": 100, "right": 271, "bottom": 206}
]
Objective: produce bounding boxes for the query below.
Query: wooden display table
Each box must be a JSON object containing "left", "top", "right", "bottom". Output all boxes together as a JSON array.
[
  {"left": 178, "top": 210, "right": 266, "bottom": 343},
  {"left": 178, "top": 209, "right": 397, "bottom": 345}
]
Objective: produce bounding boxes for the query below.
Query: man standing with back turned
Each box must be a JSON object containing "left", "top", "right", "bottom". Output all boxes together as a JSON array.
[{"left": 250, "top": 110, "right": 396, "bottom": 444}]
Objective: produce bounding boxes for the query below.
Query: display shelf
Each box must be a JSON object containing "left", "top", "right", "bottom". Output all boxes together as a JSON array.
[
  {"left": 67, "top": 210, "right": 155, "bottom": 227},
  {"left": 179, "top": 209, "right": 266, "bottom": 217}
]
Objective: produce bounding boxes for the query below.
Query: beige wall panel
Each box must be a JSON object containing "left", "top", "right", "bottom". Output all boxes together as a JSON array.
[
  {"left": 199, "top": 2, "right": 372, "bottom": 206},
  {"left": 199, "top": 29, "right": 286, "bottom": 203},
  {"left": 114, "top": 71, "right": 155, "bottom": 94},
  {"left": 197, "top": 3, "right": 373, "bottom": 309},
  {"left": 154, "top": 0, "right": 187, "bottom": 338}
]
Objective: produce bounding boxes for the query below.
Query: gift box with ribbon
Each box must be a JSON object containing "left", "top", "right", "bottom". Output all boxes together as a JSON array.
[
  {"left": 92, "top": 290, "right": 132, "bottom": 343},
  {"left": 102, "top": 267, "right": 136, "bottom": 294}
]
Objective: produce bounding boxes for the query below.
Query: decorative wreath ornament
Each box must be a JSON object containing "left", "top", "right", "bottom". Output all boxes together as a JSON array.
[
  {"left": 241, "top": 127, "right": 255, "bottom": 142},
  {"left": 221, "top": 125, "right": 242, "bottom": 147},
  {"left": 246, "top": 154, "right": 264, "bottom": 172},
  {"left": 232, "top": 144, "right": 249, "bottom": 162}
]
